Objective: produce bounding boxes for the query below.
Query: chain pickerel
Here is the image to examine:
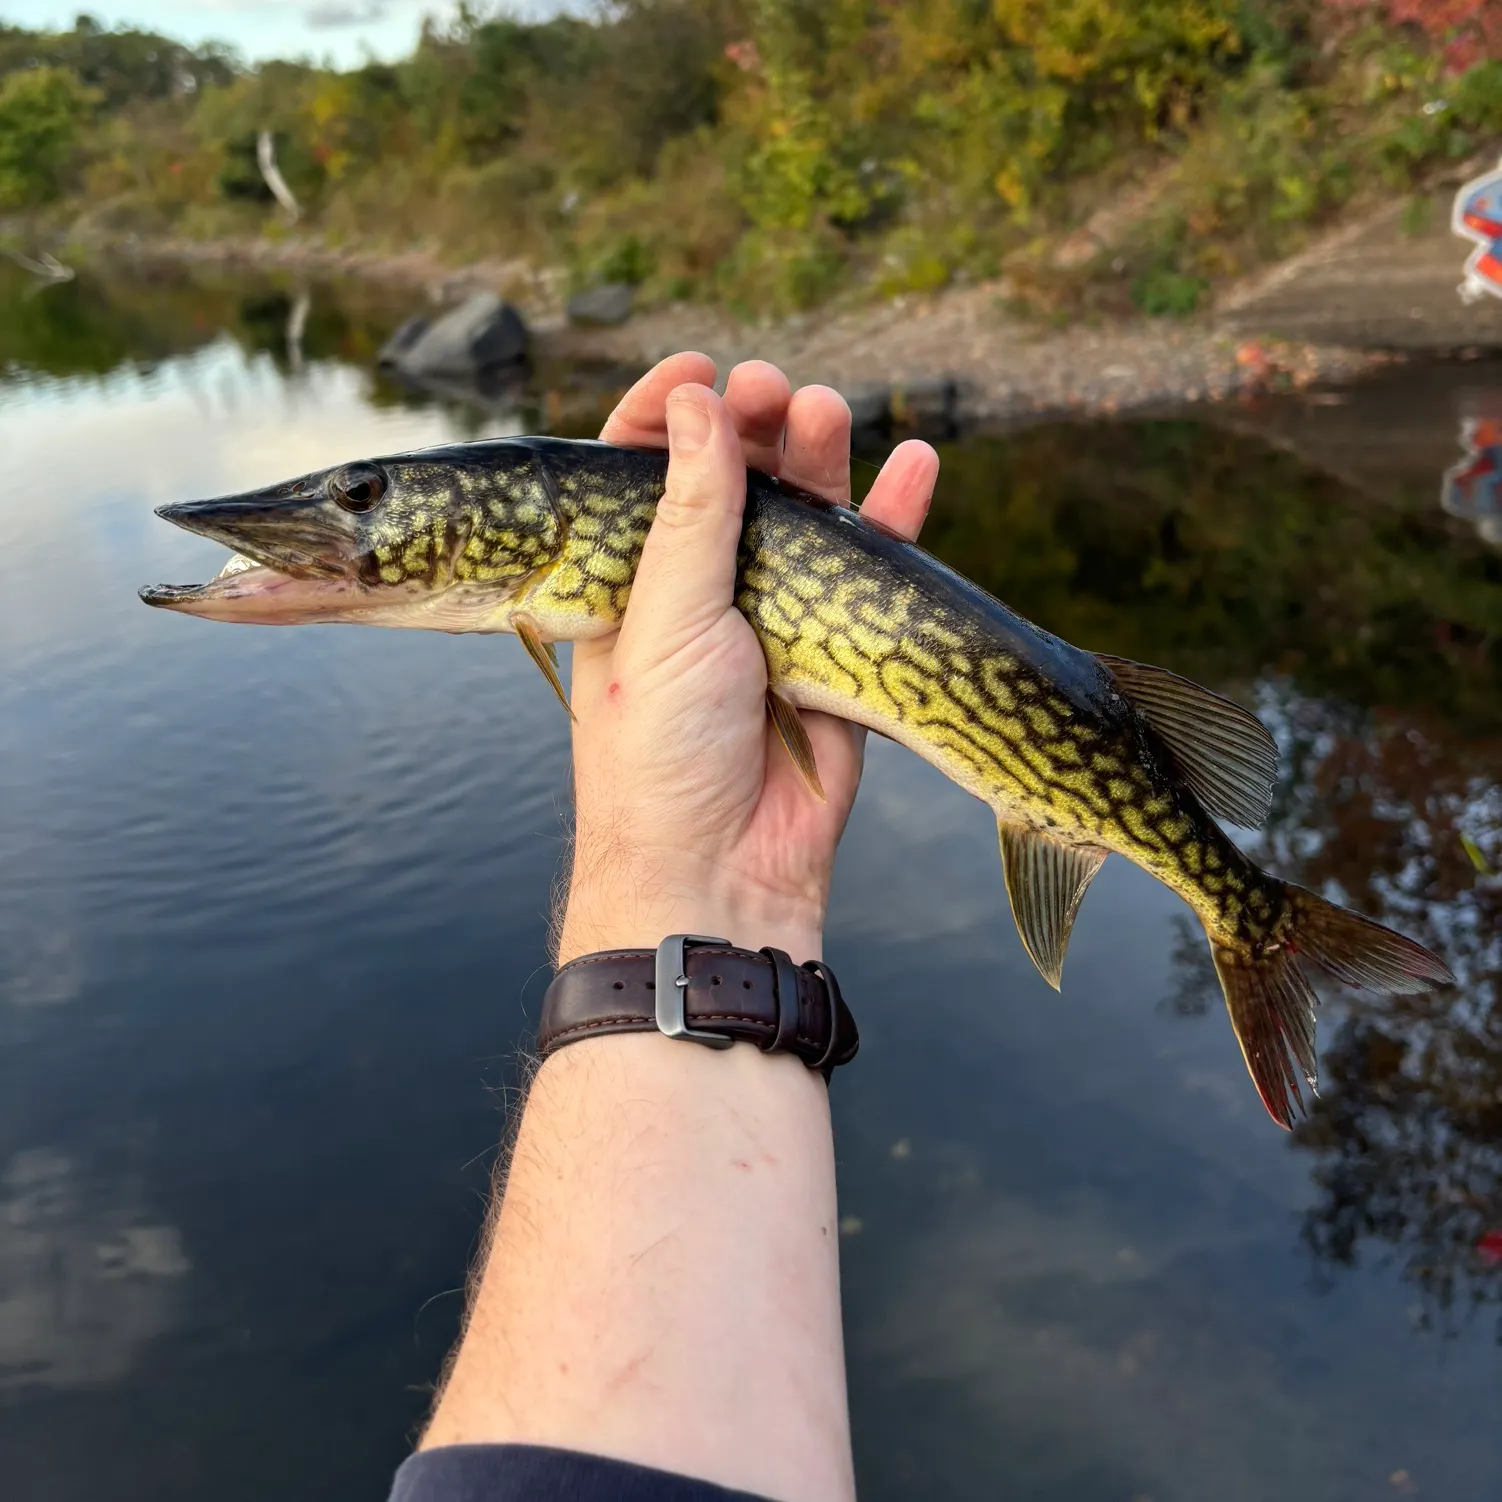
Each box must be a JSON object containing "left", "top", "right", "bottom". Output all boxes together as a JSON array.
[{"left": 141, "top": 437, "right": 1454, "bottom": 1127}]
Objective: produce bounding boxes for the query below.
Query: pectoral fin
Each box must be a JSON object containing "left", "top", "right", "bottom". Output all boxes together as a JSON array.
[
  {"left": 767, "top": 689, "right": 825, "bottom": 802},
  {"left": 515, "top": 615, "right": 574, "bottom": 720},
  {"left": 998, "top": 824, "right": 1107, "bottom": 990}
]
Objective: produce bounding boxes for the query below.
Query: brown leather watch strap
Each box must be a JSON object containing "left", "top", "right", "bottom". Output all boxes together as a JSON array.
[{"left": 537, "top": 940, "right": 858, "bottom": 1078}]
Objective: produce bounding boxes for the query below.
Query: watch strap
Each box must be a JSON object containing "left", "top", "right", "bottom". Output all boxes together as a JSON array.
[{"left": 537, "top": 940, "right": 858, "bottom": 1078}]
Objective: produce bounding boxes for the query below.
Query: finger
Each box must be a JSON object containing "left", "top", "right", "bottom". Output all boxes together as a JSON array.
[
  {"left": 781, "top": 385, "right": 851, "bottom": 502},
  {"left": 616, "top": 384, "right": 745, "bottom": 663},
  {"left": 722, "top": 360, "right": 791, "bottom": 474},
  {"left": 599, "top": 351, "right": 717, "bottom": 446},
  {"left": 860, "top": 439, "right": 939, "bottom": 543}
]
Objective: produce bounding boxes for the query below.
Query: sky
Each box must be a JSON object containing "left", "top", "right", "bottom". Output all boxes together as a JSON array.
[{"left": 2, "top": 1, "right": 589, "bottom": 69}]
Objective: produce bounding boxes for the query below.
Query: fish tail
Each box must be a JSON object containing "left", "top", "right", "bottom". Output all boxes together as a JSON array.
[{"left": 1208, "top": 883, "right": 1454, "bottom": 1130}]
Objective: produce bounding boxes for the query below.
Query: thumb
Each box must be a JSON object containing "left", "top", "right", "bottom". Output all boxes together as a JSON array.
[{"left": 616, "top": 383, "right": 746, "bottom": 666}]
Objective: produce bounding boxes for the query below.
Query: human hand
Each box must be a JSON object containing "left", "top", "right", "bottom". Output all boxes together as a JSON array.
[{"left": 556, "top": 353, "right": 938, "bottom": 966}]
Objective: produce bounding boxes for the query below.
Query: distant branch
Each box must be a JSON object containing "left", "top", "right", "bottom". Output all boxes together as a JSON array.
[
  {"left": 2, "top": 248, "right": 73, "bottom": 283},
  {"left": 256, "top": 130, "right": 300, "bottom": 224}
]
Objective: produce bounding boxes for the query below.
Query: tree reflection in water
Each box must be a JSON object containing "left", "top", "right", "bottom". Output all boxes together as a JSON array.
[
  {"left": 1183, "top": 690, "right": 1501, "bottom": 1338},
  {"left": 1279, "top": 701, "right": 1498, "bottom": 1338},
  {"left": 9, "top": 269, "right": 1495, "bottom": 1339},
  {"left": 895, "top": 416, "right": 1502, "bottom": 1342}
]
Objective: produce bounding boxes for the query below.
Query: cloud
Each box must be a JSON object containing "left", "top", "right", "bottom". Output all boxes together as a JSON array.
[
  {"left": 304, "top": 0, "right": 387, "bottom": 26},
  {"left": 0, "top": 1148, "right": 189, "bottom": 1393}
]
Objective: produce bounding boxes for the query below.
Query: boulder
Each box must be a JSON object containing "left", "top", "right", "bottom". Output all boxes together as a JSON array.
[
  {"left": 376, "top": 314, "right": 430, "bottom": 368},
  {"left": 840, "top": 382, "right": 892, "bottom": 430},
  {"left": 891, "top": 376, "right": 959, "bottom": 428},
  {"left": 381, "top": 292, "right": 528, "bottom": 377},
  {"left": 840, "top": 377, "right": 960, "bottom": 432},
  {"left": 567, "top": 283, "right": 635, "bottom": 327}
]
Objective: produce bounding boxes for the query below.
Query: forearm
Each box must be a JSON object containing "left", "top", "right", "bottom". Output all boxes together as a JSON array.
[
  {"left": 412, "top": 361, "right": 927, "bottom": 1501},
  {"left": 421, "top": 1032, "right": 854, "bottom": 1502}
]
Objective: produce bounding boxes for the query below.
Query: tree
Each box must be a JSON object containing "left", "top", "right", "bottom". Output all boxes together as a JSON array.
[{"left": 0, "top": 65, "right": 95, "bottom": 208}]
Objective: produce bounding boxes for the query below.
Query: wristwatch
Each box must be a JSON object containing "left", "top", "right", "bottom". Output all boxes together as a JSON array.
[{"left": 537, "top": 935, "right": 859, "bottom": 1079}]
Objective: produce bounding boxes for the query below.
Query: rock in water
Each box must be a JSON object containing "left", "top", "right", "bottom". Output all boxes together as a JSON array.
[
  {"left": 891, "top": 377, "right": 959, "bottom": 429},
  {"left": 385, "top": 292, "right": 529, "bottom": 377},
  {"left": 566, "top": 283, "right": 634, "bottom": 327},
  {"left": 840, "top": 382, "right": 892, "bottom": 431},
  {"left": 377, "top": 315, "right": 431, "bottom": 369}
]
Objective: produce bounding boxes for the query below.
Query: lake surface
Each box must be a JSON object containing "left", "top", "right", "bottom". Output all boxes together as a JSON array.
[{"left": 0, "top": 264, "right": 1498, "bottom": 1501}]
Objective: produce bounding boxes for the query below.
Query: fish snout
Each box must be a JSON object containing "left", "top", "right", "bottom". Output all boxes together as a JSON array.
[{"left": 154, "top": 494, "right": 356, "bottom": 581}]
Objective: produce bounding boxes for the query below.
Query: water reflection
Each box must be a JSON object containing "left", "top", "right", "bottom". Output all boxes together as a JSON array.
[
  {"left": 915, "top": 417, "right": 1500, "bottom": 1339},
  {"left": 0, "top": 1148, "right": 189, "bottom": 1394},
  {"left": 0, "top": 260, "right": 397, "bottom": 384},
  {"left": 2, "top": 266, "right": 1499, "bottom": 1500},
  {"left": 0, "top": 260, "right": 635, "bottom": 438},
  {"left": 1275, "top": 707, "right": 1499, "bottom": 1339},
  {"left": 1443, "top": 414, "right": 1502, "bottom": 545},
  {"left": 1161, "top": 689, "right": 1501, "bottom": 1338}
]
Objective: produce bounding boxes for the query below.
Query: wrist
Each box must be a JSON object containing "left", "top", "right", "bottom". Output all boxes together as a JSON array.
[{"left": 556, "top": 874, "right": 823, "bottom": 967}]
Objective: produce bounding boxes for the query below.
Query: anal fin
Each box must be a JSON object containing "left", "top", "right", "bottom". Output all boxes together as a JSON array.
[
  {"left": 1097, "top": 654, "right": 1278, "bottom": 829},
  {"left": 515, "top": 614, "right": 574, "bottom": 720},
  {"left": 998, "top": 823, "right": 1107, "bottom": 990},
  {"left": 767, "top": 689, "right": 825, "bottom": 802}
]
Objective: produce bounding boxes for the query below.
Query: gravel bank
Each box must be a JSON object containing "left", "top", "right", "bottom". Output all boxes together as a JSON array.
[
  {"left": 116, "top": 234, "right": 1403, "bottom": 425},
  {"left": 546, "top": 283, "right": 1400, "bottom": 427}
]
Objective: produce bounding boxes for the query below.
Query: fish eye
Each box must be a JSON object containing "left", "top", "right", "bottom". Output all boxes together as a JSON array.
[{"left": 328, "top": 463, "right": 387, "bottom": 514}]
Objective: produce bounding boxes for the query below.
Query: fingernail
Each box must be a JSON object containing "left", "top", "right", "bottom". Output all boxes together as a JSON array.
[{"left": 666, "top": 397, "right": 711, "bottom": 453}]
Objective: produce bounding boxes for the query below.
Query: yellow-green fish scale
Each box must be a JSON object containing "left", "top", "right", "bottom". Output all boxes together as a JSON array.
[{"left": 504, "top": 447, "right": 1292, "bottom": 959}]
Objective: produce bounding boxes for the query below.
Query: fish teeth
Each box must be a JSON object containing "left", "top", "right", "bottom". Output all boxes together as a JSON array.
[{"left": 215, "top": 553, "right": 258, "bottom": 579}]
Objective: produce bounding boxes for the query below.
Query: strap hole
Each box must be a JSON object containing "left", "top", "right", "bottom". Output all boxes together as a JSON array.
[
  {"left": 711, "top": 974, "right": 722, "bottom": 986},
  {"left": 646, "top": 980, "right": 655, "bottom": 990},
  {"left": 612, "top": 981, "right": 625, "bottom": 990},
  {"left": 743, "top": 979, "right": 752, "bottom": 989}
]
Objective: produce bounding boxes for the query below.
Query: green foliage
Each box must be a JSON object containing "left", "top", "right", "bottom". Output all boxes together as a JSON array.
[
  {"left": 1132, "top": 265, "right": 1209, "bottom": 315},
  {"left": 1379, "top": 58, "right": 1502, "bottom": 171},
  {"left": 1120, "top": 59, "right": 1355, "bottom": 298},
  {"left": 6, "top": 5, "right": 1502, "bottom": 313},
  {"left": 0, "top": 18, "right": 232, "bottom": 109},
  {"left": 986, "top": 0, "right": 1245, "bottom": 199},
  {"left": 0, "top": 65, "right": 95, "bottom": 208},
  {"left": 593, "top": 234, "right": 654, "bottom": 287}
]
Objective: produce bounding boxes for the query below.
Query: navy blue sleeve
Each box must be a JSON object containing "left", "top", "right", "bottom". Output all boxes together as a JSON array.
[{"left": 388, "top": 1444, "right": 777, "bottom": 1502}]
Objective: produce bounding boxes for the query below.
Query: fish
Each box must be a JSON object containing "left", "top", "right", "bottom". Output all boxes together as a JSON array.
[{"left": 140, "top": 436, "right": 1455, "bottom": 1127}]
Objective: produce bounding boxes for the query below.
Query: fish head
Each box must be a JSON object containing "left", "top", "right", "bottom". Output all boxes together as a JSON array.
[{"left": 140, "top": 442, "right": 563, "bottom": 629}]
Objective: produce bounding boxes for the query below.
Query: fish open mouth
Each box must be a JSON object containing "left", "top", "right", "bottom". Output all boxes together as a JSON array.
[
  {"left": 139, "top": 497, "right": 359, "bottom": 624},
  {"left": 140, "top": 550, "right": 314, "bottom": 612}
]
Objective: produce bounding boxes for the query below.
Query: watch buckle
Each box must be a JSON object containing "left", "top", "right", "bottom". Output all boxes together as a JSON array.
[{"left": 655, "top": 934, "right": 734, "bottom": 1049}]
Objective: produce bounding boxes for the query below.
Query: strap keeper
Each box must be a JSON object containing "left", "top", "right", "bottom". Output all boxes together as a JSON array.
[
  {"left": 759, "top": 946, "right": 802, "bottom": 1054},
  {"left": 804, "top": 959, "right": 848, "bottom": 1078}
]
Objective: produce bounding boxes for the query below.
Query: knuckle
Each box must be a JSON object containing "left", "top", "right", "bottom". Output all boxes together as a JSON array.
[{"left": 655, "top": 479, "right": 713, "bottom": 529}]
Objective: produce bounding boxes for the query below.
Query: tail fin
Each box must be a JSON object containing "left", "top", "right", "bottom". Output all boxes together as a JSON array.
[{"left": 1210, "top": 885, "right": 1454, "bottom": 1130}]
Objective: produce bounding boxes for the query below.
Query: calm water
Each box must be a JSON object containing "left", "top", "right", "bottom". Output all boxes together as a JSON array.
[{"left": 1, "top": 266, "right": 1498, "bottom": 1501}]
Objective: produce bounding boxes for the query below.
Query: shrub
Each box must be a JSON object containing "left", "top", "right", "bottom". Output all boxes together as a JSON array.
[
  {"left": 1133, "top": 265, "right": 1210, "bottom": 315},
  {"left": 0, "top": 65, "right": 95, "bottom": 208},
  {"left": 1323, "top": 1, "right": 1502, "bottom": 72}
]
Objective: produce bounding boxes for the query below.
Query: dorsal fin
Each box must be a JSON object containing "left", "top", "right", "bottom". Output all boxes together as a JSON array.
[
  {"left": 1097, "top": 654, "right": 1278, "bottom": 829},
  {"left": 998, "top": 824, "right": 1107, "bottom": 990}
]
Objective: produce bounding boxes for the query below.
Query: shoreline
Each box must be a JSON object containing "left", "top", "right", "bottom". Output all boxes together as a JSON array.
[{"left": 104, "top": 231, "right": 1409, "bottom": 426}]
